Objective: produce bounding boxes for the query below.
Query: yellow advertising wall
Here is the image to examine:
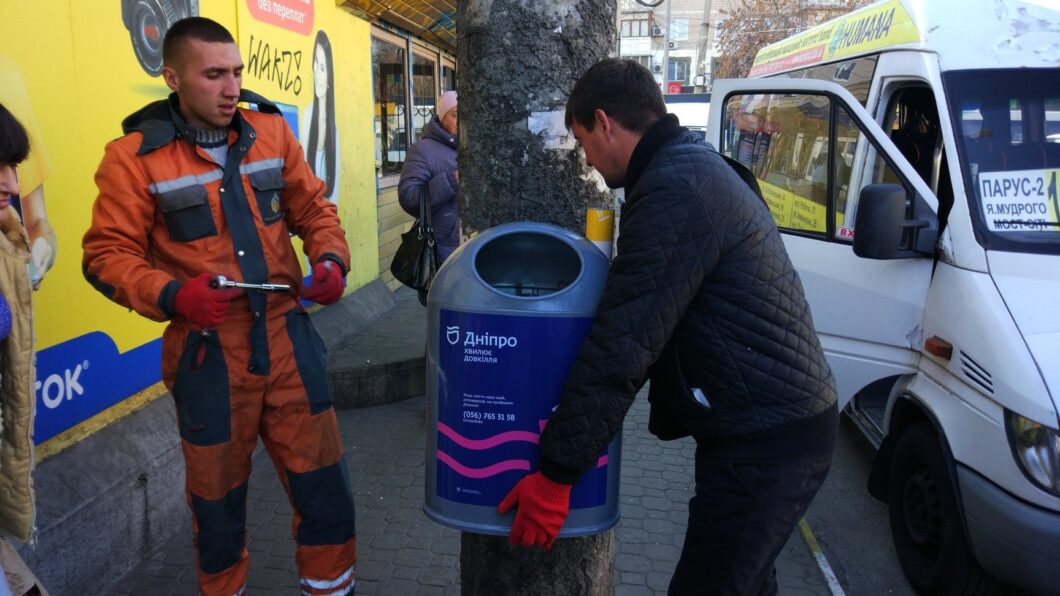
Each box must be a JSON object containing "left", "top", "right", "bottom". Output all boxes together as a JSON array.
[{"left": 0, "top": 0, "right": 376, "bottom": 457}]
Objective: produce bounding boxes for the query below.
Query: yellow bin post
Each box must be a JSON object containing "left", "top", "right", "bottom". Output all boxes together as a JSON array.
[{"left": 585, "top": 208, "right": 615, "bottom": 260}]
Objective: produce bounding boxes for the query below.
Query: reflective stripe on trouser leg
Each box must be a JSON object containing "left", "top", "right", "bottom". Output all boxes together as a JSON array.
[
  {"left": 301, "top": 564, "right": 355, "bottom": 595},
  {"left": 262, "top": 309, "right": 357, "bottom": 585}
]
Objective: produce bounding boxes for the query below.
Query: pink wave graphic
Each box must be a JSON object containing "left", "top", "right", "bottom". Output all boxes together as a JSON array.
[
  {"left": 437, "top": 422, "right": 540, "bottom": 449},
  {"left": 435, "top": 423, "right": 609, "bottom": 471},
  {"left": 437, "top": 449, "right": 530, "bottom": 479}
]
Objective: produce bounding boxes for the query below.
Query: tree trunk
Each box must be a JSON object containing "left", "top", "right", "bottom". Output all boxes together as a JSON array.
[
  {"left": 456, "top": 1, "right": 617, "bottom": 595},
  {"left": 461, "top": 532, "right": 616, "bottom": 595},
  {"left": 458, "top": 0, "right": 616, "bottom": 235}
]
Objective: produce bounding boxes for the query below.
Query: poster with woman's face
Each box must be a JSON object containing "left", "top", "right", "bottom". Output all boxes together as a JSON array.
[
  {"left": 314, "top": 43, "right": 329, "bottom": 98},
  {"left": 303, "top": 29, "right": 339, "bottom": 203}
]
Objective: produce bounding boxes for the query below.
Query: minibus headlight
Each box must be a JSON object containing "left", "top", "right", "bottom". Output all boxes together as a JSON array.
[{"left": 1005, "top": 410, "right": 1060, "bottom": 497}]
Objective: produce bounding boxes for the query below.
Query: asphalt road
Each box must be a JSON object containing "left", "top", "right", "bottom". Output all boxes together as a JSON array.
[{"left": 803, "top": 415, "right": 916, "bottom": 595}]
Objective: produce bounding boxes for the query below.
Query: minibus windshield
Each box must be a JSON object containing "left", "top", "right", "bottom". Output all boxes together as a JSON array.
[{"left": 946, "top": 68, "right": 1060, "bottom": 255}]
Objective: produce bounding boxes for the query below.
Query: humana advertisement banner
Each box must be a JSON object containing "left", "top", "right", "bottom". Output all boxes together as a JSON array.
[
  {"left": 749, "top": 0, "right": 922, "bottom": 77},
  {"left": 0, "top": 0, "right": 375, "bottom": 454}
]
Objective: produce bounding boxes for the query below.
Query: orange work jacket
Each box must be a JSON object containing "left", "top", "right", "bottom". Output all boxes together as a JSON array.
[{"left": 83, "top": 90, "right": 349, "bottom": 374}]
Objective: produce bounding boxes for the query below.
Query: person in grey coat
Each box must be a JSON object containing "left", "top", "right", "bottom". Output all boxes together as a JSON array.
[{"left": 398, "top": 91, "right": 460, "bottom": 267}]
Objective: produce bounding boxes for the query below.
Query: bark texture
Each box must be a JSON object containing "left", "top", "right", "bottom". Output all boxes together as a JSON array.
[
  {"left": 461, "top": 531, "right": 616, "bottom": 596},
  {"left": 458, "top": 0, "right": 617, "bottom": 235}
]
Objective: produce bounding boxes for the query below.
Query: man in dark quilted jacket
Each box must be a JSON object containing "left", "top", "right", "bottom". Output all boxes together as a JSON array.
[{"left": 498, "top": 58, "right": 839, "bottom": 595}]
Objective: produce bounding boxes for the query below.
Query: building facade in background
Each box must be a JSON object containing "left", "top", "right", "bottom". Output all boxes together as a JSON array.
[
  {"left": 616, "top": 0, "right": 738, "bottom": 93},
  {"left": 618, "top": 0, "right": 867, "bottom": 90}
]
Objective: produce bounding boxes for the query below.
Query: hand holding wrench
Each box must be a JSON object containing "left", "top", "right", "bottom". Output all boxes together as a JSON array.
[{"left": 209, "top": 275, "right": 291, "bottom": 293}]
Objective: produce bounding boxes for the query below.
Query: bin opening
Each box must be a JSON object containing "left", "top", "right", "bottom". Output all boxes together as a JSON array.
[{"left": 475, "top": 232, "right": 582, "bottom": 297}]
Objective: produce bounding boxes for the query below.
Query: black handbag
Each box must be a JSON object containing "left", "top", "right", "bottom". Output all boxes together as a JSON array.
[{"left": 389, "top": 188, "right": 439, "bottom": 292}]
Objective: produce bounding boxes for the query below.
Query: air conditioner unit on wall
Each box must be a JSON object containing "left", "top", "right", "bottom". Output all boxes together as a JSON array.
[
  {"left": 651, "top": 25, "right": 663, "bottom": 36},
  {"left": 668, "top": 41, "right": 675, "bottom": 49},
  {"left": 652, "top": 64, "right": 663, "bottom": 73}
]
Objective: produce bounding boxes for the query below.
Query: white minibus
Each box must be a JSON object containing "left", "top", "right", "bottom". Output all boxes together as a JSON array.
[{"left": 710, "top": 1, "right": 1059, "bottom": 593}]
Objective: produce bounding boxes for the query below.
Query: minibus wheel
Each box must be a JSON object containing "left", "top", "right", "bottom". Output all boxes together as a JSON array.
[{"left": 887, "top": 423, "right": 989, "bottom": 594}]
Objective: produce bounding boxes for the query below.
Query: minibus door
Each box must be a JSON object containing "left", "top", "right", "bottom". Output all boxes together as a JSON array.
[{"left": 709, "top": 78, "right": 940, "bottom": 409}]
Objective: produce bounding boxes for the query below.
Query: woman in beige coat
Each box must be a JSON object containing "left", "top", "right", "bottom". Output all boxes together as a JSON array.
[{"left": 0, "top": 102, "right": 38, "bottom": 546}]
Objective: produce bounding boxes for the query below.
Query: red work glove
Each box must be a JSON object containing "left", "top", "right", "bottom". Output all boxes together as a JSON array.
[
  {"left": 174, "top": 273, "right": 243, "bottom": 328},
  {"left": 299, "top": 260, "right": 345, "bottom": 305},
  {"left": 498, "top": 471, "right": 572, "bottom": 550}
]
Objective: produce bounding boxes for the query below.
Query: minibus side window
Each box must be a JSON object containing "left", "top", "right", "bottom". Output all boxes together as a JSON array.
[
  {"left": 835, "top": 107, "right": 916, "bottom": 242},
  {"left": 723, "top": 92, "right": 917, "bottom": 245},
  {"left": 882, "top": 86, "right": 953, "bottom": 229},
  {"left": 834, "top": 108, "right": 861, "bottom": 234},
  {"left": 721, "top": 93, "right": 831, "bottom": 236},
  {"left": 857, "top": 120, "right": 922, "bottom": 251}
]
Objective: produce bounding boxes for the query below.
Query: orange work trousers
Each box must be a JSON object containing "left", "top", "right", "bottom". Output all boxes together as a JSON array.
[{"left": 162, "top": 305, "right": 356, "bottom": 596}]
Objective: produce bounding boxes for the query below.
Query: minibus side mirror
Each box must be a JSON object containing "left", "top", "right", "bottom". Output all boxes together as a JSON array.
[
  {"left": 853, "top": 184, "right": 937, "bottom": 260},
  {"left": 853, "top": 184, "right": 905, "bottom": 259}
]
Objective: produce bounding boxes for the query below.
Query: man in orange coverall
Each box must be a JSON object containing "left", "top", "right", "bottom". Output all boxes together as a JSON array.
[{"left": 83, "top": 17, "right": 355, "bottom": 596}]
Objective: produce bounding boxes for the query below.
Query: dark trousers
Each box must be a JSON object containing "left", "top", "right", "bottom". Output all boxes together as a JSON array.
[{"left": 668, "top": 428, "right": 835, "bottom": 595}]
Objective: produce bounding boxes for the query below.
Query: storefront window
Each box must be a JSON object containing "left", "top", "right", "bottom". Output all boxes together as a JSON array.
[
  {"left": 442, "top": 62, "right": 456, "bottom": 92},
  {"left": 372, "top": 35, "right": 407, "bottom": 178},
  {"left": 412, "top": 52, "right": 438, "bottom": 140}
]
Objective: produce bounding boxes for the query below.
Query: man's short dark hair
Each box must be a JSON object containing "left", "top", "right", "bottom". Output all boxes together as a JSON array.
[
  {"left": 162, "top": 17, "right": 236, "bottom": 67},
  {"left": 565, "top": 58, "right": 667, "bottom": 134},
  {"left": 0, "top": 103, "right": 29, "bottom": 166}
]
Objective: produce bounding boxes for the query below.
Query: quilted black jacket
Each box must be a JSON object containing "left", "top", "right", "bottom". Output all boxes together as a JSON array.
[{"left": 539, "top": 115, "right": 837, "bottom": 483}]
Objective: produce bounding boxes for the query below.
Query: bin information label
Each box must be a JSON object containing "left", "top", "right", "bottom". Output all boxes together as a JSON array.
[
  {"left": 978, "top": 169, "right": 1060, "bottom": 232},
  {"left": 435, "top": 309, "right": 609, "bottom": 508}
]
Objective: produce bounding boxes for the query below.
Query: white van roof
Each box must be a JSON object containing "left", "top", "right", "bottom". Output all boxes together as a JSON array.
[{"left": 749, "top": 0, "right": 1060, "bottom": 77}]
